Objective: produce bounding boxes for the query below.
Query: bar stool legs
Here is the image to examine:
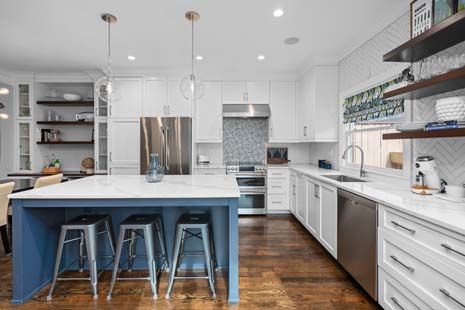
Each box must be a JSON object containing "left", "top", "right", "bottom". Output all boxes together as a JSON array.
[
  {"left": 165, "top": 214, "right": 217, "bottom": 299},
  {"left": 107, "top": 214, "right": 168, "bottom": 300},
  {"left": 47, "top": 215, "right": 115, "bottom": 301}
]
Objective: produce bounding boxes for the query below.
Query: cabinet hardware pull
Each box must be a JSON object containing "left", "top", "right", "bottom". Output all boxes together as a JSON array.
[
  {"left": 314, "top": 184, "right": 319, "bottom": 198},
  {"left": 391, "top": 221, "right": 415, "bottom": 234},
  {"left": 109, "top": 152, "right": 112, "bottom": 162},
  {"left": 391, "top": 297, "right": 405, "bottom": 310},
  {"left": 441, "top": 243, "right": 465, "bottom": 257},
  {"left": 273, "top": 173, "right": 282, "bottom": 176},
  {"left": 390, "top": 255, "right": 415, "bottom": 272},
  {"left": 109, "top": 106, "right": 112, "bottom": 116},
  {"left": 304, "top": 126, "right": 307, "bottom": 137},
  {"left": 272, "top": 201, "right": 281, "bottom": 204},
  {"left": 272, "top": 186, "right": 280, "bottom": 188},
  {"left": 439, "top": 289, "right": 465, "bottom": 308}
]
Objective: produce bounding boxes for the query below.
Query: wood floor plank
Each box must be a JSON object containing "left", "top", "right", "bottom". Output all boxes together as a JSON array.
[{"left": 0, "top": 215, "right": 380, "bottom": 309}]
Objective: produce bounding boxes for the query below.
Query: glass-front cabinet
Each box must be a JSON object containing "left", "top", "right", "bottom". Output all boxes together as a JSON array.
[
  {"left": 95, "top": 85, "right": 108, "bottom": 117},
  {"left": 18, "top": 122, "right": 32, "bottom": 171},
  {"left": 95, "top": 120, "right": 108, "bottom": 172},
  {"left": 18, "top": 83, "right": 32, "bottom": 118}
]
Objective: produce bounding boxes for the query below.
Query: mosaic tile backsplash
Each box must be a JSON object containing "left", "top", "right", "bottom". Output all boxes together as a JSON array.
[{"left": 223, "top": 118, "right": 267, "bottom": 163}]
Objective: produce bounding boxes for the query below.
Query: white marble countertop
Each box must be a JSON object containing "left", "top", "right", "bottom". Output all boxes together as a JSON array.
[
  {"left": 288, "top": 164, "right": 465, "bottom": 236},
  {"left": 9, "top": 175, "right": 240, "bottom": 200}
]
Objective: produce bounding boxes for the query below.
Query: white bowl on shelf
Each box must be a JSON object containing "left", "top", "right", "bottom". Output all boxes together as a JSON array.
[
  {"left": 435, "top": 97, "right": 465, "bottom": 121},
  {"left": 63, "top": 93, "right": 82, "bottom": 101}
]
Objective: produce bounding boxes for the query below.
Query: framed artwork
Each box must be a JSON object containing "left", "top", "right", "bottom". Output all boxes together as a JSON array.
[
  {"left": 411, "top": 0, "right": 433, "bottom": 38},
  {"left": 458, "top": 0, "right": 465, "bottom": 12},
  {"left": 434, "top": 0, "right": 456, "bottom": 24}
]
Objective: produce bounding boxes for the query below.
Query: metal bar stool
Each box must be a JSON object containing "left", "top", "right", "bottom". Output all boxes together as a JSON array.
[
  {"left": 107, "top": 214, "right": 169, "bottom": 300},
  {"left": 165, "top": 213, "right": 217, "bottom": 299},
  {"left": 47, "top": 214, "right": 116, "bottom": 300}
]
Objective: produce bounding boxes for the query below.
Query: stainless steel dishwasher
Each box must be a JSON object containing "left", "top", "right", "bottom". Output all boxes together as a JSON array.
[{"left": 337, "top": 189, "right": 377, "bottom": 300}]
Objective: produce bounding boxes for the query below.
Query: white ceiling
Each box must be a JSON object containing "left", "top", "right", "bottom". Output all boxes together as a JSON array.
[{"left": 0, "top": 0, "right": 407, "bottom": 76}]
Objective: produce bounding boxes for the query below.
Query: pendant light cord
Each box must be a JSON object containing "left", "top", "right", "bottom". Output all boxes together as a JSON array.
[
  {"left": 108, "top": 20, "right": 112, "bottom": 79},
  {"left": 191, "top": 18, "right": 194, "bottom": 76}
]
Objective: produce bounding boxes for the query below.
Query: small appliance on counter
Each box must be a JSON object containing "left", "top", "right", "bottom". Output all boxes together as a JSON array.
[
  {"left": 412, "top": 156, "right": 442, "bottom": 195},
  {"left": 318, "top": 160, "right": 332, "bottom": 170},
  {"left": 197, "top": 154, "right": 210, "bottom": 166},
  {"left": 267, "top": 147, "right": 289, "bottom": 165}
]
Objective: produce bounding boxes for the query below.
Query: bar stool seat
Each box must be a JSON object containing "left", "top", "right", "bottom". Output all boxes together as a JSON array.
[
  {"left": 47, "top": 214, "right": 115, "bottom": 301},
  {"left": 165, "top": 213, "right": 217, "bottom": 299},
  {"left": 107, "top": 214, "right": 169, "bottom": 300}
]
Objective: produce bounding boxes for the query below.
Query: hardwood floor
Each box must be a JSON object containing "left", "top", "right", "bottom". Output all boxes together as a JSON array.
[{"left": 0, "top": 215, "right": 379, "bottom": 309}]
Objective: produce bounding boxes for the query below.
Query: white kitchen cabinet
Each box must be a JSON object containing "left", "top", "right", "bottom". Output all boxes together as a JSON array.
[
  {"left": 296, "top": 174, "right": 307, "bottom": 224},
  {"left": 94, "top": 120, "right": 108, "bottom": 173},
  {"left": 110, "top": 78, "right": 143, "bottom": 118},
  {"left": 195, "top": 82, "right": 222, "bottom": 142},
  {"left": 296, "top": 66, "right": 339, "bottom": 142},
  {"left": 305, "top": 180, "right": 320, "bottom": 237},
  {"left": 17, "top": 82, "right": 32, "bottom": 119},
  {"left": 108, "top": 119, "right": 140, "bottom": 167},
  {"left": 167, "top": 80, "right": 191, "bottom": 117},
  {"left": 267, "top": 167, "right": 289, "bottom": 213},
  {"left": 16, "top": 121, "right": 33, "bottom": 171},
  {"left": 269, "top": 82, "right": 296, "bottom": 142},
  {"left": 143, "top": 79, "right": 167, "bottom": 117},
  {"left": 222, "top": 81, "right": 269, "bottom": 104},
  {"left": 246, "top": 81, "right": 269, "bottom": 104},
  {"left": 289, "top": 172, "right": 297, "bottom": 215},
  {"left": 319, "top": 183, "right": 337, "bottom": 257}
]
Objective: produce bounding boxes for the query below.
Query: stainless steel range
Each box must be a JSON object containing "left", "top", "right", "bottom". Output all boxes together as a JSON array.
[{"left": 226, "top": 162, "right": 267, "bottom": 215}]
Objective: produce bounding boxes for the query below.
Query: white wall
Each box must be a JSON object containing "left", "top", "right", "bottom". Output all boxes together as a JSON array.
[{"left": 0, "top": 82, "right": 14, "bottom": 178}]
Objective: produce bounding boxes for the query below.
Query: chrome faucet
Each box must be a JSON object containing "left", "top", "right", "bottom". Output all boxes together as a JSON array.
[{"left": 342, "top": 145, "right": 366, "bottom": 178}]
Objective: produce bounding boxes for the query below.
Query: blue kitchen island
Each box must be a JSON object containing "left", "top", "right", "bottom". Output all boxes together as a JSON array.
[{"left": 9, "top": 175, "right": 240, "bottom": 304}]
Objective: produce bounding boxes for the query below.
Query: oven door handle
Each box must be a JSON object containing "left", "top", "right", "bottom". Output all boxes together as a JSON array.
[{"left": 234, "top": 174, "right": 266, "bottom": 178}]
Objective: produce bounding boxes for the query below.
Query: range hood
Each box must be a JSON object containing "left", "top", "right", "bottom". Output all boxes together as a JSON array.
[{"left": 223, "top": 104, "right": 271, "bottom": 118}]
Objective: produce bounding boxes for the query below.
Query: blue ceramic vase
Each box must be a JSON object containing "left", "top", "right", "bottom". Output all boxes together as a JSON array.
[{"left": 145, "top": 153, "right": 164, "bottom": 182}]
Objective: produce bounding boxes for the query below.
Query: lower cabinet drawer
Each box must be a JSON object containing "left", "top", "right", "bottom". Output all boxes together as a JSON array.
[
  {"left": 379, "top": 228, "right": 465, "bottom": 309},
  {"left": 379, "top": 205, "right": 465, "bottom": 274},
  {"left": 267, "top": 179, "right": 288, "bottom": 194},
  {"left": 267, "top": 195, "right": 288, "bottom": 211},
  {"left": 378, "top": 267, "right": 434, "bottom": 310}
]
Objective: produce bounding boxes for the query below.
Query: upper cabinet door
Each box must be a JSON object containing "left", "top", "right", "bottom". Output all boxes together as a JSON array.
[
  {"left": 222, "top": 82, "right": 247, "bottom": 104},
  {"left": 269, "top": 81, "right": 296, "bottom": 142},
  {"left": 108, "top": 118, "right": 140, "bottom": 166},
  {"left": 167, "top": 80, "right": 191, "bottom": 117},
  {"left": 246, "top": 81, "right": 269, "bottom": 104},
  {"left": 110, "top": 78, "right": 143, "bottom": 118},
  {"left": 143, "top": 79, "right": 167, "bottom": 117},
  {"left": 296, "top": 73, "right": 313, "bottom": 141},
  {"left": 196, "top": 82, "right": 223, "bottom": 142}
]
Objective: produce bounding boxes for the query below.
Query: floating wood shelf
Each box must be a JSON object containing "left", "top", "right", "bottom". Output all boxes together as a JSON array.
[
  {"left": 383, "top": 128, "right": 465, "bottom": 140},
  {"left": 37, "top": 141, "right": 94, "bottom": 145},
  {"left": 37, "top": 121, "right": 94, "bottom": 125},
  {"left": 383, "top": 66, "right": 465, "bottom": 100},
  {"left": 384, "top": 10, "right": 465, "bottom": 62},
  {"left": 36, "top": 101, "right": 94, "bottom": 107}
]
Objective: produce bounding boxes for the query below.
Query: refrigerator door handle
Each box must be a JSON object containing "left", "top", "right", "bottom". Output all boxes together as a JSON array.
[{"left": 165, "top": 126, "right": 170, "bottom": 172}]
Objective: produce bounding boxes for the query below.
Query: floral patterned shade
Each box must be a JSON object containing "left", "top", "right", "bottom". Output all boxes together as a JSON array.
[{"left": 343, "top": 77, "right": 405, "bottom": 123}]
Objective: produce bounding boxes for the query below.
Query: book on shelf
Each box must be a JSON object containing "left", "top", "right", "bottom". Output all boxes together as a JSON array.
[{"left": 425, "top": 120, "right": 465, "bottom": 131}]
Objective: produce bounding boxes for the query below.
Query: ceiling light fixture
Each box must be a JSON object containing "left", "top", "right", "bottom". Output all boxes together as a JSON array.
[
  {"left": 180, "top": 11, "right": 205, "bottom": 101},
  {"left": 0, "top": 102, "right": 8, "bottom": 119},
  {"left": 128, "top": 55, "right": 136, "bottom": 61},
  {"left": 273, "top": 9, "right": 284, "bottom": 17},
  {"left": 195, "top": 55, "right": 203, "bottom": 61},
  {"left": 95, "top": 13, "right": 118, "bottom": 103},
  {"left": 284, "top": 37, "right": 300, "bottom": 45},
  {"left": 257, "top": 55, "right": 265, "bottom": 60},
  {"left": 0, "top": 88, "right": 9, "bottom": 95}
]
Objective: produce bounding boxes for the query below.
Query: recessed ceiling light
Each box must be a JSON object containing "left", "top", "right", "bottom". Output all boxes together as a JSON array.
[
  {"left": 284, "top": 37, "right": 300, "bottom": 45},
  {"left": 195, "top": 55, "right": 203, "bottom": 60},
  {"left": 273, "top": 9, "right": 284, "bottom": 17},
  {"left": 0, "top": 88, "right": 9, "bottom": 95},
  {"left": 257, "top": 55, "right": 265, "bottom": 61},
  {"left": 127, "top": 55, "right": 136, "bottom": 61}
]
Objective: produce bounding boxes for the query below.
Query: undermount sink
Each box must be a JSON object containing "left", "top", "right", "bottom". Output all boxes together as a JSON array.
[{"left": 322, "top": 175, "right": 368, "bottom": 183}]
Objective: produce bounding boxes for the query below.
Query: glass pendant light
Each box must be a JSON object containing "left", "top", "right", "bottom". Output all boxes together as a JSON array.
[
  {"left": 95, "top": 13, "right": 118, "bottom": 103},
  {"left": 180, "top": 11, "right": 205, "bottom": 100}
]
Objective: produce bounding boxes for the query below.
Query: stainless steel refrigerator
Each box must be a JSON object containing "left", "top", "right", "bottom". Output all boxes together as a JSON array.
[{"left": 140, "top": 117, "right": 192, "bottom": 175}]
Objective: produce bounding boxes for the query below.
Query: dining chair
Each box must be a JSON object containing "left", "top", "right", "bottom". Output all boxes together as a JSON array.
[
  {"left": 0, "top": 182, "right": 15, "bottom": 255},
  {"left": 34, "top": 173, "right": 63, "bottom": 189}
]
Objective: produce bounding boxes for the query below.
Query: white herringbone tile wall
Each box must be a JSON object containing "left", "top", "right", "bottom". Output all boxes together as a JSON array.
[{"left": 339, "top": 12, "right": 465, "bottom": 185}]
